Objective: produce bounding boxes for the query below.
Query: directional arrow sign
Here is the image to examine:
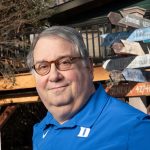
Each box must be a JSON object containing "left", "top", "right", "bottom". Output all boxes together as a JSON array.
[
  {"left": 119, "top": 12, "right": 150, "bottom": 28},
  {"left": 110, "top": 68, "right": 150, "bottom": 82},
  {"left": 105, "top": 82, "right": 150, "bottom": 97},
  {"left": 112, "top": 40, "right": 145, "bottom": 55},
  {"left": 109, "top": 69, "right": 150, "bottom": 82},
  {"left": 120, "top": 7, "right": 146, "bottom": 18},
  {"left": 101, "top": 30, "right": 130, "bottom": 46},
  {"left": 107, "top": 12, "right": 125, "bottom": 27},
  {"left": 103, "top": 54, "right": 150, "bottom": 71},
  {"left": 122, "top": 68, "right": 150, "bottom": 82},
  {"left": 101, "top": 27, "right": 150, "bottom": 46}
]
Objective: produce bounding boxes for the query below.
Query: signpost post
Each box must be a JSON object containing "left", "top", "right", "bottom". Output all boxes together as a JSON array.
[{"left": 102, "top": 7, "right": 150, "bottom": 114}]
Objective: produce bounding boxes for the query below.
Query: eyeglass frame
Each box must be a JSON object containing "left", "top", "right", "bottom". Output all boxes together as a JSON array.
[{"left": 32, "top": 56, "right": 84, "bottom": 76}]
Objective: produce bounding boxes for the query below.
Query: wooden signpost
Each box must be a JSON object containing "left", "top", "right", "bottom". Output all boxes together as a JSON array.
[
  {"left": 112, "top": 40, "right": 145, "bottom": 55},
  {"left": 102, "top": 7, "right": 150, "bottom": 114},
  {"left": 105, "top": 82, "right": 150, "bottom": 97},
  {"left": 119, "top": 12, "right": 150, "bottom": 28},
  {"left": 109, "top": 68, "right": 150, "bottom": 82},
  {"left": 101, "top": 27, "right": 150, "bottom": 46}
]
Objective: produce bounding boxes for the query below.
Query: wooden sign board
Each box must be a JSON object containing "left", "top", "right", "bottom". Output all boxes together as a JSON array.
[
  {"left": 126, "top": 27, "right": 150, "bottom": 42},
  {"left": 103, "top": 54, "right": 150, "bottom": 71},
  {"left": 101, "top": 30, "right": 131, "bottom": 46},
  {"left": 120, "top": 7, "right": 146, "bottom": 18},
  {"left": 111, "top": 42, "right": 124, "bottom": 54},
  {"left": 112, "top": 40, "right": 145, "bottom": 55},
  {"left": 122, "top": 68, "right": 150, "bottom": 82},
  {"left": 101, "top": 27, "right": 150, "bottom": 46},
  {"left": 105, "top": 82, "right": 150, "bottom": 97},
  {"left": 107, "top": 12, "right": 125, "bottom": 27},
  {"left": 119, "top": 12, "right": 150, "bottom": 28},
  {"left": 110, "top": 69, "right": 150, "bottom": 82}
]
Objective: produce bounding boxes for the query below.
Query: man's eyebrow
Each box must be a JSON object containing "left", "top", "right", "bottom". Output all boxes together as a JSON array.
[
  {"left": 34, "top": 55, "right": 75, "bottom": 64},
  {"left": 34, "top": 60, "right": 47, "bottom": 64}
]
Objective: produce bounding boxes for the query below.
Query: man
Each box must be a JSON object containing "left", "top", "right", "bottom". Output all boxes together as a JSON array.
[{"left": 27, "top": 26, "right": 150, "bottom": 150}]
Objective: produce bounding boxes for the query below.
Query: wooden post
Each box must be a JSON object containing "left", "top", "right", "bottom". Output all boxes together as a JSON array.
[{"left": 129, "top": 97, "right": 147, "bottom": 113}]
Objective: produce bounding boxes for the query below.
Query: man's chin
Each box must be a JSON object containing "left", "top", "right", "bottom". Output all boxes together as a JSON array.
[{"left": 47, "top": 96, "right": 73, "bottom": 107}]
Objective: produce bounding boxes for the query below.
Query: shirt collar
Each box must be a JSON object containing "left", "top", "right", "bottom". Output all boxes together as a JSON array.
[{"left": 43, "top": 84, "right": 109, "bottom": 129}]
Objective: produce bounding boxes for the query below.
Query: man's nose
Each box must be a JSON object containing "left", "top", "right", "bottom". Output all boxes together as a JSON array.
[{"left": 48, "top": 63, "right": 63, "bottom": 82}]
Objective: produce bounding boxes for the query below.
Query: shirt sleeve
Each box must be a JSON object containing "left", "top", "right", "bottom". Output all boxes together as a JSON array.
[{"left": 128, "top": 115, "right": 150, "bottom": 150}]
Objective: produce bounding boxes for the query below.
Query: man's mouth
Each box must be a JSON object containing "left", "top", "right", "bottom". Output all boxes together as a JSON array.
[{"left": 49, "top": 84, "right": 69, "bottom": 90}]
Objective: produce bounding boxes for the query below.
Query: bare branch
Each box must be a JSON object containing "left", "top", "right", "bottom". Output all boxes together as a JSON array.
[{"left": 0, "top": 0, "right": 54, "bottom": 82}]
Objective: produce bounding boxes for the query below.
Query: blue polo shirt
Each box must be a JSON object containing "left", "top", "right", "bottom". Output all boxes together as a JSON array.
[{"left": 33, "top": 84, "right": 150, "bottom": 150}]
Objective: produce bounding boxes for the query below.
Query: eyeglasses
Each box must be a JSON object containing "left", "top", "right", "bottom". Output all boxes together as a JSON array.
[{"left": 32, "top": 56, "right": 82, "bottom": 76}]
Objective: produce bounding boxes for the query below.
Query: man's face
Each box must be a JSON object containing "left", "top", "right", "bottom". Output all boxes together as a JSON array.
[{"left": 33, "top": 36, "right": 94, "bottom": 121}]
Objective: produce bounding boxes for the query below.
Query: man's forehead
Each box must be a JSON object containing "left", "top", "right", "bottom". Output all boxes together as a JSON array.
[{"left": 33, "top": 37, "right": 79, "bottom": 63}]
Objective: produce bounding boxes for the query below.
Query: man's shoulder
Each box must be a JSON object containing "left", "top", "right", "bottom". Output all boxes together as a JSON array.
[
  {"left": 107, "top": 96, "right": 150, "bottom": 122},
  {"left": 94, "top": 83, "right": 150, "bottom": 123}
]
